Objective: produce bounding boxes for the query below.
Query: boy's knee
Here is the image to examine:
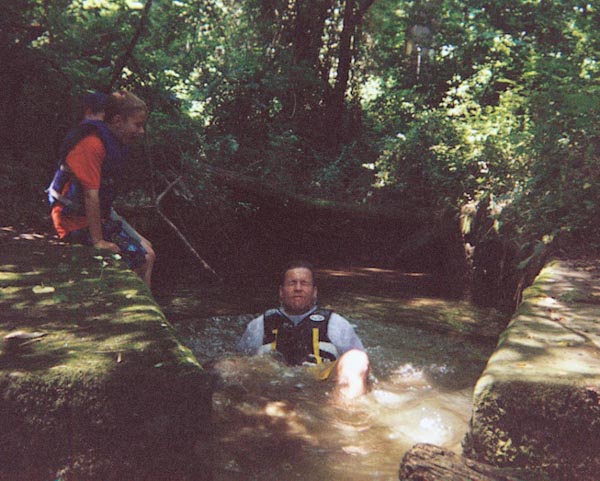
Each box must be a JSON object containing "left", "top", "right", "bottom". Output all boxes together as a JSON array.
[
  {"left": 142, "top": 241, "right": 156, "bottom": 265},
  {"left": 338, "top": 349, "right": 369, "bottom": 376},
  {"left": 336, "top": 349, "right": 370, "bottom": 399}
]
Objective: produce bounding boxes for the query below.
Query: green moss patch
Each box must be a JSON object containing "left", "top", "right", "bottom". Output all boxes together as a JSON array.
[
  {"left": 466, "top": 258, "right": 600, "bottom": 481},
  {"left": 0, "top": 231, "right": 213, "bottom": 481}
]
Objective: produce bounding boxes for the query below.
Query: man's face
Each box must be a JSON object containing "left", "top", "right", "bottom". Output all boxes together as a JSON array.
[
  {"left": 110, "top": 110, "right": 147, "bottom": 145},
  {"left": 279, "top": 267, "right": 318, "bottom": 315}
]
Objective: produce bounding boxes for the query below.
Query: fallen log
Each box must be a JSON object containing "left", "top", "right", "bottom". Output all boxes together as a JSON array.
[
  {"left": 202, "top": 160, "right": 431, "bottom": 224},
  {"left": 399, "top": 444, "right": 544, "bottom": 481}
]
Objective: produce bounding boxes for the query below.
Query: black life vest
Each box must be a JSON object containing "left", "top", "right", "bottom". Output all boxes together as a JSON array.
[
  {"left": 262, "top": 308, "right": 338, "bottom": 366},
  {"left": 46, "top": 120, "right": 127, "bottom": 217}
]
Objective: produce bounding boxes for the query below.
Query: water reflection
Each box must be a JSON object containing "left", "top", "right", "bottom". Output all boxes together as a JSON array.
[{"left": 171, "top": 313, "right": 495, "bottom": 481}]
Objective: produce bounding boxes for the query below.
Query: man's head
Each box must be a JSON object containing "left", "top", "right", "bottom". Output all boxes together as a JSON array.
[
  {"left": 105, "top": 91, "right": 148, "bottom": 145},
  {"left": 279, "top": 260, "right": 318, "bottom": 315},
  {"left": 83, "top": 92, "right": 108, "bottom": 120}
]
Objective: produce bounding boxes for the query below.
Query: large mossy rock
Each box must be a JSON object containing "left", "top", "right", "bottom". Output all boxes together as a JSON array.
[
  {"left": 464, "top": 259, "right": 600, "bottom": 481},
  {"left": 399, "top": 443, "right": 549, "bottom": 481},
  {"left": 0, "top": 230, "right": 213, "bottom": 481}
]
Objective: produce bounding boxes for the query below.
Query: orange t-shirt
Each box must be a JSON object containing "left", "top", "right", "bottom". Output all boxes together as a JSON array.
[{"left": 51, "top": 134, "right": 106, "bottom": 238}]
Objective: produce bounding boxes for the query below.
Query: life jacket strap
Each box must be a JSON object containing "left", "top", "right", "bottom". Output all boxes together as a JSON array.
[
  {"left": 46, "top": 186, "right": 74, "bottom": 207},
  {"left": 271, "top": 328, "right": 278, "bottom": 351},
  {"left": 312, "top": 328, "right": 323, "bottom": 365}
]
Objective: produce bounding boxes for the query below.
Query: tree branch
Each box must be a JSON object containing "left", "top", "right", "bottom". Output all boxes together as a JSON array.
[
  {"left": 108, "top": 0, "right": 153, "bottom": 90},
  {"left": 156, "top": 176, "right": 222, "bottom": 282}
]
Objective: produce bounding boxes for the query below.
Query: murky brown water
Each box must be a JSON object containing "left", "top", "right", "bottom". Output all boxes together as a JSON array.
[{"left": 157, "top": 269, "right": 497, "bottom": 481}]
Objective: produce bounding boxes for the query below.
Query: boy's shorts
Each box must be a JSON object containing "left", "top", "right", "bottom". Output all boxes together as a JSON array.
[{"left": 65, "top": 219, "right": 147, "bottom": 270}]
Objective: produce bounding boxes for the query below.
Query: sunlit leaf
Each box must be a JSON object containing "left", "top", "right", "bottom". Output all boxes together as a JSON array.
[{"left": 32, "top": 285, "right": 56, "bottom": 294}]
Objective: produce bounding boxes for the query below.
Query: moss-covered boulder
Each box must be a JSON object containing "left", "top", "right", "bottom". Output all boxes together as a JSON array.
[
  {"left": 464, "top": 259, "right": 600, "bottom": 481},
  {"left": 0, "top": 230, "right": 213, "bottom": 481}
]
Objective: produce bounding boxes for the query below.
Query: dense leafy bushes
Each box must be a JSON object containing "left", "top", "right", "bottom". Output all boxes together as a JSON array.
[{"left": 2, "top": 0, "right": 599, "bottom": 263}]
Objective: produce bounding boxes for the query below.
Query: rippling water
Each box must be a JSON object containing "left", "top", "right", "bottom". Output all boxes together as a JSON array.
[{"left": 168, "top": 308, "right": 495, "bottom": 481}]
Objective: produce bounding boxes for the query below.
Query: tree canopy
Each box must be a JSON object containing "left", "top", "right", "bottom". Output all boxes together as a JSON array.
[{"left": 2, "top": 0, "right": 599, "bottom": 271}]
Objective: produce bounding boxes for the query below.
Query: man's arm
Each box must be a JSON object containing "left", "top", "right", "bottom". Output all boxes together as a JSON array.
[
  {"left": 237, "top": 315, "right": 264, "bottom": 354},
  {"left": 84, "top": 189, "right": 119, "bottom": 253},
  {"left": 327, "top": 313, "right": 365, "bottom": 356}
]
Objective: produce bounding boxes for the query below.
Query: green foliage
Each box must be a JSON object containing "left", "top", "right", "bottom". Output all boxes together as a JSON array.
[
  {"left": 495, "top": 3, "right": 600, "bottom": 252},
  {"left": 365, "top": 0, "right": 600, "bottom": 256},
  {"left": 3, "top": 0, "right": 600, "bottom": 260}
]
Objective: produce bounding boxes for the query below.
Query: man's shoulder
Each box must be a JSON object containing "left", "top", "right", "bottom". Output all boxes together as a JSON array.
[
  {"left": 328, "top": 311, "right": 352, "bottom": 324},
  {"left": 315, "top": 307, "right": 334, "bottom": 315},
  {"left": 306, "top": 307, "right": 335, "bottom": 322},
  {"left": 247, "top": 313, "right": 264, "bottom": 326}
]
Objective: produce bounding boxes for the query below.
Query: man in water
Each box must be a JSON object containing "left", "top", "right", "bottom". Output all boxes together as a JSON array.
[
  {"left": 238, "top": 260, "right": 370, "bottom": 399},
  {"left": 48, "top": 91, "right": 156, "bottom": 287}
]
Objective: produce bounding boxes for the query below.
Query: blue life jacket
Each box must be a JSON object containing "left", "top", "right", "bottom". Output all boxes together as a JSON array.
[
  {"left": 262, "top": 308, "right": 338, "bottom": 365},
  {"left": 46, "top": 120, "right": 127, "bottom": 217}
]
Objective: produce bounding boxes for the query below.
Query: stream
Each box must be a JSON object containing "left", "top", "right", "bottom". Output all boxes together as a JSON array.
[{"left": 155, "top": 266, "right": 499, "bottom": 481}]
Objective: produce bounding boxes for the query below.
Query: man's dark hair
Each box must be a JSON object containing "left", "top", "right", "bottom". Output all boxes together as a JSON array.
[{"left": 280, "top": 260, "right": 316, "bottom": 285}]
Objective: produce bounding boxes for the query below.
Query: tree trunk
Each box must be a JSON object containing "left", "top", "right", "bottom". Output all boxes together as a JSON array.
[
  {"left": 329, "top": 0, "right": 356, "bottom": 122},
  {"left": 293, "top": 0, "right": 333, "bottom": 68},
  {"left": 327, "top": 0, "right": 374, "bottom": 149},
  {"left": 400, "top": 444, "right": 542, "bottom": 481},
  {"left": 287, "top": 0, "right": 334, "bottom": 124},
  {"left": 201, "top": 160, "right": 429, "bottom": 224}
]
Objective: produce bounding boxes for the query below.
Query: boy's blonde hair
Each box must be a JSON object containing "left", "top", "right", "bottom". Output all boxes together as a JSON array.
[{"left": 104, "top": 90, "right": 147, "bottom": 122}]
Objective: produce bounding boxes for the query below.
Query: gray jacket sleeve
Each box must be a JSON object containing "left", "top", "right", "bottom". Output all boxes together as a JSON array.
[
  {"left": 327, "top": 312, "right": 365, "bottom": 355},
  {"left": 237, "top": 314, "right": 264, "bottom": 353}
]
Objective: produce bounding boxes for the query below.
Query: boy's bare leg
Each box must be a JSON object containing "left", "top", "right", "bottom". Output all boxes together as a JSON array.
[
  {"left": 135, "top": 237, "right": 155, "bottom": 288},
  {"left": 335, "top": 349, "right": 370, "bottom": 399}
]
